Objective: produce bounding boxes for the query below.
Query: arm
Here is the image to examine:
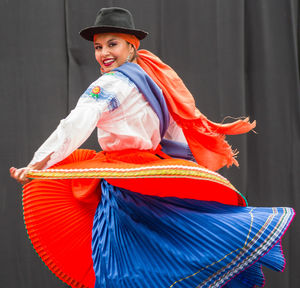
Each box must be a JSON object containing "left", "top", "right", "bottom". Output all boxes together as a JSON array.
[
  {"left": 10, "top": 76, "right": 114, "bottom": 184},
  {"left": 28, "top": 97, "right": 102, "bottom": 169},
  {"left": 10, "top": 98, "right": 101, "bottom": 185}
]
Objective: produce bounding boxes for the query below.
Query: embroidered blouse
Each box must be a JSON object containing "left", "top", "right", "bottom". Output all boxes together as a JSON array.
[{"left": 29, "top": 71, "right": 186, "bottom": 169}]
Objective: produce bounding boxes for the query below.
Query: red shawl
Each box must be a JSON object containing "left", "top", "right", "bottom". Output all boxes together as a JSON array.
[
  {"left": 137, "top": 50, "right": 255, "bottom": 171},
  {"left": 106, "top": 34, "right": 256, "bottom": 171}
]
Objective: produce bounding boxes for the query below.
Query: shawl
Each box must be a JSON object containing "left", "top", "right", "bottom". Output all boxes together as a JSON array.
[
  {"left": 104, "top": 33, "right": 256, "bottom": 170},
  {"left": 137, "top": 50, "right": 255, "bottom": 171}
]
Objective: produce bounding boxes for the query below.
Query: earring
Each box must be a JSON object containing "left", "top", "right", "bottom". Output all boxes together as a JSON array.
[{"left": 126, "top": 54, "right": 131, "bottom": 63}]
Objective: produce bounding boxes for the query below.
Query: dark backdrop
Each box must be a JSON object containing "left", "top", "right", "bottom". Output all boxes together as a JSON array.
[{"left": 1, "top": 0, "right": 299, "bottom": 287}]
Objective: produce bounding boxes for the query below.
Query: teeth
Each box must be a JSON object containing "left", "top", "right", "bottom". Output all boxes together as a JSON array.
[{"left": 103, "top": 59, "right": 114, "bottom": 64}]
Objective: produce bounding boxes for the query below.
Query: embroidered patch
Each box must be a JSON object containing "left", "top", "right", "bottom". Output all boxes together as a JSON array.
[
  {"left": 108, "top": 97, "right": 120, "bottom": 112},
  {"left": 83, "top": 85, "right": 113, "bottom": 102},
  {"left": 90, "top": 86, "right": 101, "bottom": 99}
]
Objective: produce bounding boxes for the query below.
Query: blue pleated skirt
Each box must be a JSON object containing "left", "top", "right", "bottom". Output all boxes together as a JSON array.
[{"left": 92, "top": 180, "right": 294, "bottom": 288}]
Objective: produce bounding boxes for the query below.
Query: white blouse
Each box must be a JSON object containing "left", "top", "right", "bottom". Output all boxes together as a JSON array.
[{"left": 30, "top": 71, "right": 186, "bottom": 169}]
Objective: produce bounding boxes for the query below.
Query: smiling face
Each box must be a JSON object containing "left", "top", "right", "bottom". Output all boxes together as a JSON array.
[{"left": 94, "top": 34, "right": 135, "bottom": 73}]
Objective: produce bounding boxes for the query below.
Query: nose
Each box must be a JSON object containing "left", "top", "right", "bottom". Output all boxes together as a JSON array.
[{"left": 101, "top": 46, "right": 110, "bottom": 57}]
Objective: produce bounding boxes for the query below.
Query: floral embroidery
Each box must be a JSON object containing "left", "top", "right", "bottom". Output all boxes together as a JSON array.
[
  {"left": 83, "top": 86, "right": 111, "bottom": 101},
  {"left": 82, "top": 84, "right": 119, "bottom": 112},
  {"left": 90, "top": 86, "right": 101, "bottom": 99}
]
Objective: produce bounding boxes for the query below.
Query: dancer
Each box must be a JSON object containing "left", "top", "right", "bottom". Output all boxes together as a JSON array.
[{"left": 10, "top": 7, "right": 294, "bottom": 288}]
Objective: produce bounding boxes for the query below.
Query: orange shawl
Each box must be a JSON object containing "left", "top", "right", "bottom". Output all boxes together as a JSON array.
[
  {"left": 137, "top": 50, "right": 255, "bottom": 171},
  {"left": 109, "top": 33, "right": 256, "bottom": 171}
]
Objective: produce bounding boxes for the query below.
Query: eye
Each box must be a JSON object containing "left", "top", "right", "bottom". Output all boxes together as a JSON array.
[
  {"left": 94, "top": 45, "right": 102, "bottom": 50},
  {"left": 108, "top": 42, "right": 117, "bottom": 47}
]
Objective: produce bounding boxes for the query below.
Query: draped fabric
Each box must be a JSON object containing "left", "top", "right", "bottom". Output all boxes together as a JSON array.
[
  {"left": 1, "top": 1, "right": 299, "bottom": 287},
  {"left": 92, "top": 180, "right": 294, "bottom": 288},
  {"left": 137, "top": 50, "right": 256, "bottom": 171}
]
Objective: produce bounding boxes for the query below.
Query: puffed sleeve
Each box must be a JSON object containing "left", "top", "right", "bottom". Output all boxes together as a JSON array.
[{"left": 29, "top": 75, "right": 118, "bottom": 169}]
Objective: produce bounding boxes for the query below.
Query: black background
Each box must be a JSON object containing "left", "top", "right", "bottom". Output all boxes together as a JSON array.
[{"left": 1, "top": 0, "right": 299, "bottom": 287}]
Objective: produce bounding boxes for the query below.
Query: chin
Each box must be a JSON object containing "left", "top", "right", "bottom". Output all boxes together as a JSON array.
[
  {"left": 102, "top": 67, "right": 112, "bottom": 73},
  {"left": 103, "top": 64, "right": 117, "bottom": 73}
]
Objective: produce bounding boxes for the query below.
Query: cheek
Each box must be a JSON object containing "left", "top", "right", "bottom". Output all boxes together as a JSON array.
[
  {"left": 95, "top": 51, "right": 101, "bottom": 64},
  {"left": 116, "top": 49, "right": 128, "bottom": 63}
]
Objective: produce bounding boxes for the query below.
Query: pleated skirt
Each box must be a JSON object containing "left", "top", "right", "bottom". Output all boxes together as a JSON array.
[{"left": 23, "top": 149, "right": 295, "bottom": 288}]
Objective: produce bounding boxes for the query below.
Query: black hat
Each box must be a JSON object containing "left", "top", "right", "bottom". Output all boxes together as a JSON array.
[{"left": 80, "top": 7, "right": 148, "bottom": 41}]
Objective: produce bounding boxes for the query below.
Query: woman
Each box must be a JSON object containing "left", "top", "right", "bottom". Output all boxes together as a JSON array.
[{"left": 10, "top": 7, "right": 294, "bottom": 288}]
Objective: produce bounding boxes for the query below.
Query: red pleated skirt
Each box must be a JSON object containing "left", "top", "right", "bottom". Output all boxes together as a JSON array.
[{"left": 23, "top": 149, "right": 247, "bottom": 287}]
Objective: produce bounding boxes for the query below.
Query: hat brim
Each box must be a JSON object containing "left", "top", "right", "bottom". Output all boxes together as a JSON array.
[{"left": 80, "top": 26, "right": 148, "bottom": 41}]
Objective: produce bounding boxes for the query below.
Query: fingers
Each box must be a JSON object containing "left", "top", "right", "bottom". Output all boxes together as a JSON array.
[
  {"left": 10, "top": 167, "right": 16, "bottom": 175},
  {"left": 10, "top": 167, "right": 31, "bottom": 185},
  {"left": 10, "top": 167, "right": 18, "bottom": 178}
]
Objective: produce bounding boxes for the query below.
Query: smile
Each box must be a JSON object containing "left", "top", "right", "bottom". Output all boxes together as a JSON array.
[{"left": 103, "top": 59, "right": 115, "bottom": 67}]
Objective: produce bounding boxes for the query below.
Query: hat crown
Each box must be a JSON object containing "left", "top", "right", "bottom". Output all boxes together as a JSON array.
[
  {"left": 79, "top": 7, "right": 148, "bottom": 41},
  {"left": 94, "top": 7, "right": 135, "bottom": 29}
]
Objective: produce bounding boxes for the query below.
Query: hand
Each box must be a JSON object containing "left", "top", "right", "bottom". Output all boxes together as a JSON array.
[
  {"left": 10, "top": 166, "right": 31, "bottom": 185},
  {"left": 9, "top": 154, "right": 52, "bottom": 185}
]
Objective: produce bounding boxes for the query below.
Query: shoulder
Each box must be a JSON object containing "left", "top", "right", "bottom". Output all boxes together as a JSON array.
[
  {"left": 100, "top": 71, "right": 136, "bottom": 89},
  {"left": 88, "top": 71, "right": 136, "bottom": 93},
  {"left": 78, "top": 72, "right": 140, "bottom": 115},
  {"left": 82, "top": 72, "right": 137, "bottom": 101}
]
